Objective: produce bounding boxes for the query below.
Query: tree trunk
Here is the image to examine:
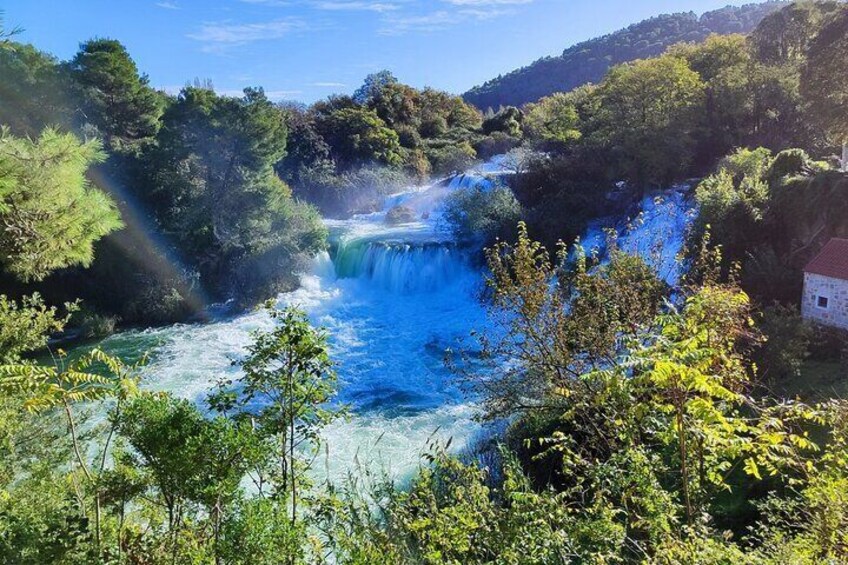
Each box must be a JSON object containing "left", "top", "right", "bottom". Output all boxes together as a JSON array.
[
  {"left": 676, "top": 396, "right": 693, "bottom": 527},
  {"left": 841, "top": 141, "right": 847, "bottom": 172},
  {"left": 64, "top": 400, "right": 101, "bottom": 549}
]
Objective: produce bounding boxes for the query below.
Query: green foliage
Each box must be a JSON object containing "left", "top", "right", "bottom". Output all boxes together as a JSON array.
[
  {"left": 801, "top": 4, "right": 848, "bottom": 163},
  {"left": 593, "top": 54, "right": 705, "bottom": 187},
  {"left": 750, "top": 1, "right": 843, "bottom": 65},
  {"left": 115, "top": 392, "right": 267, "bottom": 561},
  {"left": 692, "top": 144, "right": 846, "bottom": 304},
  {"left": 0, "top": 43, "right": 73, "bottom": 136},
  {"left": 425, "top": 141, "right": 476, "bottom": 176},
  {"left": 68, "top": 38, "right": 163, "bottom": 151},
  {"left": 0, "top": 347, "right": 136, "bottom": 413},
  {"left": 693, "top": 147, "right": 774, "bottom": 270},
  {"left": 213, "top": 305, "right": 342, "bottom": 527},
  {"left": 0, "top": 293, "right": 71, "bottom": 363},
  {"left": 462, "top": 222, "right": 666, "bottom": 419},
  {"left": 481, "top": 106, "right": 523, "bottom": 138},
  {"left": 510, "top": 153, "right": 607, "bottom": 253},
  {"left": 280, "top": 76, "right": 482, "bottom": 216},
  {"left": 755, "top": 304, "right": 813, "bottom": 383},
  {"left": 218, "top": 497, "right": 308, "bottom": 565},
  {"left": 0, "top": 127, "right": 122, "bottom": 281},
  {"left": 0, "top": 395, "right": 90, "bottom": 564},
  {"left": 146, "top": 86, "right": 327, "bottom": 302},
  {"left": 352, "top": 70, "right": 399, "bottom": 105},
  {"left": 464, "top": 2, "right": 786, "bottom": 109},
  {"left": 70, "top": 305, "right": 117, "bottom": 339},
  {"left": 442, "top": 185, "right": 522, "bottom": 247},
  {"left": 523, "top": 92, "right": 582, "bottom": 148},
  {"left": 3, "top": 6, "right": 848, "bottom": 564},
  {"left": 314, "top": 105, "right": 403, "bottom": 170}
]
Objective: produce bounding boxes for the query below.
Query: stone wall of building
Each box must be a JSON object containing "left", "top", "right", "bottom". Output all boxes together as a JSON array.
[{"left": 802, "top": 272, "right": 848, "bottom": 330}]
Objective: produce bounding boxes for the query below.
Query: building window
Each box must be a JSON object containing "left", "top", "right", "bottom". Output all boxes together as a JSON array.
[{"left": 817, "top": 295, "right": 830, "bottom": 309}]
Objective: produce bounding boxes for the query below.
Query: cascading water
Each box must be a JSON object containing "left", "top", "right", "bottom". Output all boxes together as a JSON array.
[
  {"left": 72, "top": 161, "right": 697, "bottom": 484},
  {"left": 81, "top": 163, "right": 500, "bottom": 484},
  {"left": 579, "top": 187, "right": 696, "bottom": 285},
  {"left": 332, "top": 239, "right": 465, "bottom": 294}
]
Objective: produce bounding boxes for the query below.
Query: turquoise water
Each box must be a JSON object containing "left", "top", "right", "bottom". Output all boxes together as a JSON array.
[
  {"left": 68, "top": 160, "right": 694, "bottom": 484},
  {"left": 73, "top": 165, "right": 504, "bottom": 482}
]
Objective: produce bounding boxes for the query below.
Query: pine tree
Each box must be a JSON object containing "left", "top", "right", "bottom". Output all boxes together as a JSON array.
[{"left": 0, "top": 127, "right": 123, "bottom": 281}]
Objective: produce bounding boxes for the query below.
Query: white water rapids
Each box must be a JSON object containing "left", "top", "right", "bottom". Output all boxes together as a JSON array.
[{"left": 78, "top": 159, "right": 695, "bottom": 483}]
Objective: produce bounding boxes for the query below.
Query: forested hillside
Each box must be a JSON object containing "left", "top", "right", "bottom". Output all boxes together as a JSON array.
[
  {"left": 3, "top": 2, "right": 848, "bottom": 563},
  {"left": 464, "top": 1, "right": 789, "bottom": 110}
]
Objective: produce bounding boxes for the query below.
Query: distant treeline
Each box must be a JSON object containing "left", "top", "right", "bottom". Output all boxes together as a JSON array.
[{"left": 463, "top": 1, "right": 790, "bottom": 109}]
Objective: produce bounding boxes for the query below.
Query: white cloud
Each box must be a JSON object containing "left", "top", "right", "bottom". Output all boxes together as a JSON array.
[
  {"left": 443, "top": 0, "right": 532, "bottom": 4},
  {"left": 312, "top": 1, "right": 401, "bottom": 12},
  {"left": 188, "top": 18, "right": 305, "bottom": 50},
  {"left": 197, "top": 0, "right": 530, "bottom": 43},
  {"left": 379, "top": 10, "right": 454, "bottom": 34},
  {"left": 311, "top": 81, "right": 347, "bottom": 87},
  {"left": 155, "top": 1, "right": 180, "bottom": 9},
  {"left": 379, "top": 2, "right": 521, "bottom": 34}
]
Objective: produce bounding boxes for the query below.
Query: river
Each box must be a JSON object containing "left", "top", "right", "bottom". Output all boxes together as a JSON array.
[
  {"left": 71, "top": 158, "right": 695, "bottom": 483},
  {"left": 75, "top": 162, "right": 509, "bottom": 483}
]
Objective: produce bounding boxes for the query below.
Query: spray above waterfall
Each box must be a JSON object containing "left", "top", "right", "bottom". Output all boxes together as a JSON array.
[{"left": 70, "top": 156, "right": 698, "bottom": 483}]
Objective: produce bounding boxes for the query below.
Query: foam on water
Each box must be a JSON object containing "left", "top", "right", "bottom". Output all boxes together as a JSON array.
[
  {"left": 79, "top": 160, "right": 696, "bottom": 484},
  {"left": 580, "top": 188, "right": 696, "bottom": 285},
  {"left": 86, "top": 162, "right": 510, "bottom": 483}
]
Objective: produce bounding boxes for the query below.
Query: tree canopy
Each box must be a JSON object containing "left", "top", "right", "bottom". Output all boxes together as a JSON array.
[{"left": 0, "top": 127, "right": 122, "bottom": 281}]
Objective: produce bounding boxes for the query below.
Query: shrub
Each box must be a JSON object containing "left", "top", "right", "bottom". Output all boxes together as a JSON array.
[
  {"left": 442, "top": 185, "right": 523, "bottom": 247},
  {"left": 71, "top": 306, "right": 118, "bottom": 339},
  {"left": 755, "top": 304, "right": 812, "bottom": 382},
  {"left": 474, "top": 132, "right": 521, "bottom": 161},
  {"left": 426, "top": 142, "right": 477, "bottom": 176}
]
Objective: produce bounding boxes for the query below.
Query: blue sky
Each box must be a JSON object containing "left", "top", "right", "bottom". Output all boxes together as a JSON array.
[{"left": 5, "top": 0, "right": 758, "bottom": 103}]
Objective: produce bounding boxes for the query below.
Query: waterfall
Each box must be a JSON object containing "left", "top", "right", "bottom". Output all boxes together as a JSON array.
[
  {"left": 71, "top": 155, "right": 700, "bottom": 484},
  {"left": 332, "top": 239, "right": 466, "bottom": 294},
  {"left": 578, "top": 187, "right": 696, "bottom": 285}
]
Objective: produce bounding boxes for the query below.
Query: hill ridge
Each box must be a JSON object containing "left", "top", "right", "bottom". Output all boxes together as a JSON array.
[{"left": 463, "top": 1, "right": 790, "bottom": 110}]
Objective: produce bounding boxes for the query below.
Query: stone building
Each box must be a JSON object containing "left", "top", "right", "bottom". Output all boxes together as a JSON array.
[{"left": 802, "top": 238, "right": 848, "bottom": 330}]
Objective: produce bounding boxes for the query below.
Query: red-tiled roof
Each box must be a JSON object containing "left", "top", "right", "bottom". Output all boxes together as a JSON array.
[{"left": 805, "top": 238, "right": 848, "bottom": 280}]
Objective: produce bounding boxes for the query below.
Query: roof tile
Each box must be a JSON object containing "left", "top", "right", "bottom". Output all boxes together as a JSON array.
[{"left": 805, "top": 238, "right": 848, "bottom": 280}]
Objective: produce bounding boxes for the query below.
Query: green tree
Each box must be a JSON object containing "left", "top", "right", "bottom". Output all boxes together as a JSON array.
[
  {"left": 152, "top": 86, "right": 289, "bottom": 252},
  {"left": 115, "top": 392, "right": 264, "bottom": 563},
  {"left": 0, "top": 127, "right": 123, "bottom": 281},
  {"left": 482, "top": 106, "right": 523, "bottom": 138},
  {"left": 593, "top": 55, "right": 705, "bottom": 187},
  {"left": 314, "top": 106, "right": 403, "bottom": 170},
  {"left": 801, "top": 6, "right": 848, "bottom": 170},
  {"left": 352, "top": 70, "right": 399, "bottom": 105},
  {"left": 668, "top": 34, "right": 753, "bottom": 164},
  {"left": 523, "top": 92, "right": 582, "bottom": 147},
  {"left": 749, "top": 1, "right": 842, "bottom": 66},
  {"left": 442, "top": 185, "right": 522, "bottom": 247},
  {"left": 0, "top": 347, "right": 138, "bottom": 554},
  {"left": 461, "top": 223, "right": 666, "bottom": 419},
  {"left": 692, "top": 147, "right": 774, "bottom": 265},
  {"left": 0, "top": 43, "right": 72, "bottom": 136},
  {"left": 69, "top": 38, "right": 163, "bottom": 150},
  {"left": 227, "top": 305, "right": 341, "bottom": 530},
  {"left": 149, "top": 86, "right": 326, "bottom": 304}
]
